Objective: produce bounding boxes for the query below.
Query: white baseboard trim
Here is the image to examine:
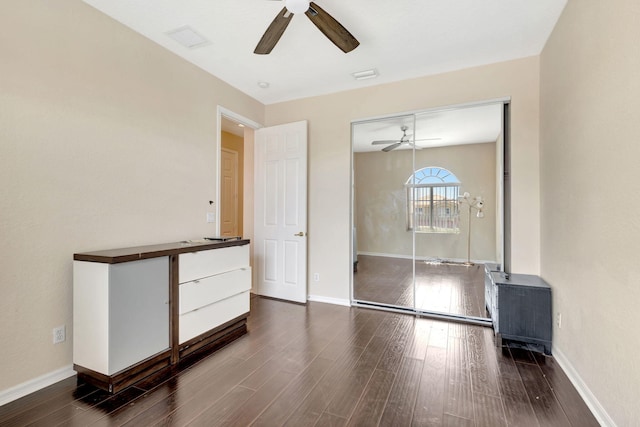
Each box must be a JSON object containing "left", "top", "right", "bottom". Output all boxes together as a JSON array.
[
  {"left": 307, "top": 295, "right": 351, "bottom": 307},
  {"left": 552, "top": 346, "right": 616, "bottom": 427},
  {"left": 0, "top": 365, "right": 76, "bottom": 407},
  {"left": 358, "top": 251, "right": 414, "bottom": 260},
  {"left": 357, "top": 251, "right": 495, "bottom": 265}
]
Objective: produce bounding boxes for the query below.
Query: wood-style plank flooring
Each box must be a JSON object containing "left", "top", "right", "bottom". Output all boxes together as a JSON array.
[
  {"left": 0, "top": 296, "right": 598, "bottom": 426},
  {"left": 354, "top": 255, "right": 488, "bottom": 318}
]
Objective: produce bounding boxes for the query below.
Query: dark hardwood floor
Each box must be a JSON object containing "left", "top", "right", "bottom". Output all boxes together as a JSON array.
[
  {"left": 0, "top": 295, "right": 598, "bottom": 426},
  {"left": 354, "top": 255, "right": 488, "bottom": 319}
]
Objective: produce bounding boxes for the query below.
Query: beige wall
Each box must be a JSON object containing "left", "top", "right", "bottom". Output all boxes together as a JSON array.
[
  {"left": 266, "top": 56, "right": 541, "bottom": 301},
  {"left": 354, "top": 143, "right": 497, "bottom": 261},
  {"left": 540, "top": 1, "right": 640, "bottom": 425},
  {"left": 0, "top": 1, "right": 263, "bottom": 392}
]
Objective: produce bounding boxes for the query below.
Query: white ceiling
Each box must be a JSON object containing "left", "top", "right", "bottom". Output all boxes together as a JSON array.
[{"left": 82, "top": 0, "right": 567, "bottom": 105}]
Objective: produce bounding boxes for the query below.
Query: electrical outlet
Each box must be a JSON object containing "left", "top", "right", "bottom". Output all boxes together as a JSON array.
[
  {"left": 53, "top": 325, "right": 65, "bottom": 344},
  {"left": 313, "top": 273, "right": 320, "bottom": 282},
  {"left": 556, "top": 312, "right": 562, "bottom": 329}
]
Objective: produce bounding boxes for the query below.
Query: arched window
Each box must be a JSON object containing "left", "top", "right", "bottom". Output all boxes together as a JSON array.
[{"left": 406, "top": 167, "right": 460, "bottom": 233}]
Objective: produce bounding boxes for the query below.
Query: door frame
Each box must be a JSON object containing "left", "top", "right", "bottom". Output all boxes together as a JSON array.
[
  {"left": 216, "top": 107, "right": 309, "bottom": 303},
  {"left": 349, "top": 98, "right": 510, "bottom": 325},
  {"left": 215, "top": 106, "right": 261, "bottom": 237}
]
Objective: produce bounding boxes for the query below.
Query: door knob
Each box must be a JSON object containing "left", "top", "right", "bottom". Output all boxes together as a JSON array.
[{"left": 294, "top": 232, "right": 306, "bottom": 237}]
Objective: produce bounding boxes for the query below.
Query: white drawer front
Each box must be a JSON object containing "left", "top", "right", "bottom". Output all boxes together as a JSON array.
[
  {"left": 179, "top": 291, "right": 249, "bottom": 344},
  {"left": 179, "top": 268, "right": 251, "bottom": 315},
  {"left": 179, "top": 245, "right": 249, "bottom": 284}
]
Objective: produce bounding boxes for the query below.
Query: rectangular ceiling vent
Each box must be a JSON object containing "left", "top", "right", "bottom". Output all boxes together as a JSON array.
[
  {"left": 166, "top": 26, "right": 210, "bottom": 49},
  {"left": 352, "top": 69, "right": 379, "bottom": 81}
]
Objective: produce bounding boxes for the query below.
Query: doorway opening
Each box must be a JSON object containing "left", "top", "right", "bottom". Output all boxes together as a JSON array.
[
  {"left": 216, "top": 107, "right": 260, "bottom": 291},
  {"left": 217, "top": 109, "right": 309, "bottom": 304},
  {"left": 350, "top": 100, "right": 509, "bottom": 325},
  {"left": 220, "top": 119, "right": 244, "bottom": 237}
]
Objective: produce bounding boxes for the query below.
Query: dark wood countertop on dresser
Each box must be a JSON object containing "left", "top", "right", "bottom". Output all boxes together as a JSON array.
[{"left": 73, "top": 239, "right": 251, "bottom": 264}]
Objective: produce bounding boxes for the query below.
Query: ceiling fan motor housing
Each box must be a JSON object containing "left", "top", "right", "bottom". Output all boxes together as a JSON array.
[{"left": 285, "top": 0, "right": 310, "bottom": 14}]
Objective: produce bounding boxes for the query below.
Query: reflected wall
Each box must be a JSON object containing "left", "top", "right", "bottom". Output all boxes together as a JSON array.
[{"left": 354, "top": 142, "right": 497, "bottom": 262}]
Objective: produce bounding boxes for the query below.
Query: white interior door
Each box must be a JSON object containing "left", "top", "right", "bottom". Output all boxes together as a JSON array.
[{"left": 254, "top": 120, "right": 308, "bottom": 303}]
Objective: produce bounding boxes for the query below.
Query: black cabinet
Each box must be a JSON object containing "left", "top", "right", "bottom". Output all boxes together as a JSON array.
[{"left": 488, "top": 271, "right": 552, "bottom": 354}]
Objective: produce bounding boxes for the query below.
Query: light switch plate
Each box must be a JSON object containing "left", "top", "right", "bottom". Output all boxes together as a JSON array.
[{"left": 206, "top": 212, "right": 215, "bottom": 223}]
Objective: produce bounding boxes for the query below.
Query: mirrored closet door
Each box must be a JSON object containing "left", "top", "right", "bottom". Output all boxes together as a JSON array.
[
  {"left": 352, "top": 114, "right": 417, "bottom": 311},
  {"left": 351, "top": 102, "right": 505, "bottom": 323}
]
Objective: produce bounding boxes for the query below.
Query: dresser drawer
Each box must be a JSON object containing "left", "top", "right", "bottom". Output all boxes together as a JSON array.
[
  {"left": 179, "top": 244, "right": 249, "bottom": 283},
  {"left": 179, "top": 291, "right": 249, "bottom": 344},
  {"left": 179, "top": 267, "right": 251, "bottom": 315}
]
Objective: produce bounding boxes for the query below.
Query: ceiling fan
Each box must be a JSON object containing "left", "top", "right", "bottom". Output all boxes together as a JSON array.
[
  {"left": 254, "top": 0, "right": 360, "bottom": 54},
  {"left": 371, "top": 126, "right": 441, "bottom": 152}
]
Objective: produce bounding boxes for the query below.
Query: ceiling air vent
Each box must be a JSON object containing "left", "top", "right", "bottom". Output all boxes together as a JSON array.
[
  {"left": 352, "top": 69, "right": 379, "bottom": 81},
  {"left": 166, "top": 26, "right": 210, "bottom": 49}
]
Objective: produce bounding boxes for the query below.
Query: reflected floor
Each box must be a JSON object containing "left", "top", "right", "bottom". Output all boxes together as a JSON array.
[{"left": 354, "top": 255, "right": 488, "bottom": 318}]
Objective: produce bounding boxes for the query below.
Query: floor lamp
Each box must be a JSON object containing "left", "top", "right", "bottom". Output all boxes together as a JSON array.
[{"left": 459, "top": 192, "right": 484, "bottom": 266}]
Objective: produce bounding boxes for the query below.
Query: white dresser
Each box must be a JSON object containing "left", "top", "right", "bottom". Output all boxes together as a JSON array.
[
  {"left": 73, "top": 239, "right": 251, "bottom": 393},
  {"left": 178, "top": 245, "right": 251, "bottom": 344}
]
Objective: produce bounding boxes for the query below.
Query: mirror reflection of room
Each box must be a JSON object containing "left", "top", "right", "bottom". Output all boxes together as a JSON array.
[{"left": 352, "top": 104, "right": 502, "bottom": 320}]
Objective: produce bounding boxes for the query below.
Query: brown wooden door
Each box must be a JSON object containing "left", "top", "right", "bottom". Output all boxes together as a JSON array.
[{"left": 220, "top": 148, "right": 239, "bottom": 236}]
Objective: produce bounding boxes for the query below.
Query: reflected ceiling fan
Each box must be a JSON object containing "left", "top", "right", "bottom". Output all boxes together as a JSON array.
[
  {"left": 254, "top": 0, "right": 360, "bottom": 54},
  {"left": 371, "top": 126, "right": 441, "bottom": 152}
]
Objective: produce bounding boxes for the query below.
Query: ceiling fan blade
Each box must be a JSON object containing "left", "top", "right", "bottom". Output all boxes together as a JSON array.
[
  {"left": 414, "top": 137, "right": 442, "bottom": 142},
  {"left": 305, "top": 2, "right": 359, "bottom": 53},
  {"left": 371, "top": 140, "right": 400, "bottom": 145},
  {"left": 382, "top": 142, "right": 402, "bottom": 152},
  {"left": 254, "top": 7, "right": 293, "bottom": 55}
]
